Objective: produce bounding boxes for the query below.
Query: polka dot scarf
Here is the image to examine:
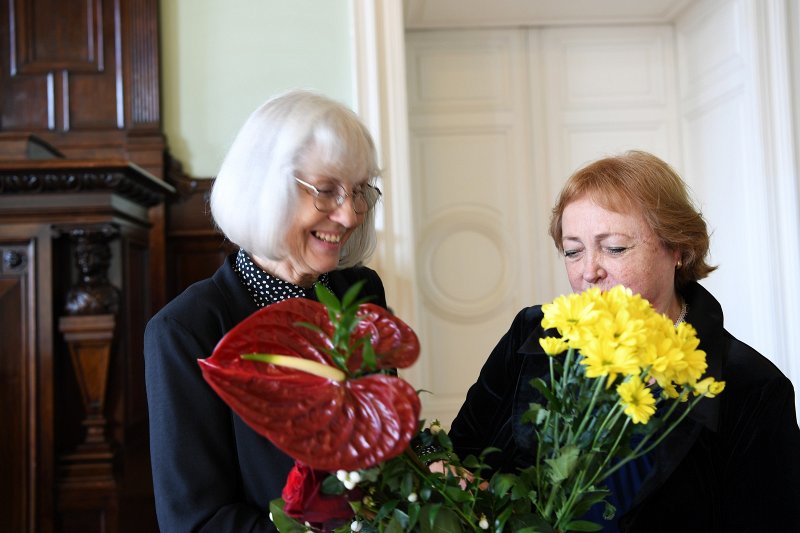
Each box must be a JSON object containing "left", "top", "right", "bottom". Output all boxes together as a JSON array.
[{"left": 233, "top": 249, "right": 331, "bottom": 308}]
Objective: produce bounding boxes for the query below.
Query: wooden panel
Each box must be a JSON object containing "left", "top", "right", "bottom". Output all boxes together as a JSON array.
[
  {"left": 5, "top": 0, "right": 117, "bottom": 130},
  {"left": 0, "top": 242, "right": 35, "bottom": 533},
  {"left": 125, "top": 0, "right": 161, "bottom": 128},
  {"left": 14, "top": 0, "right": 104, "bottom": 73},
  {"left": 0, "top": 0, "right": 165, "bottom": 177},
  {"left": 165, "top": 163, "right": 235, "bottom": 300},
  {"left": 0, "top": 243, "right": 33, "bottom": 531}
]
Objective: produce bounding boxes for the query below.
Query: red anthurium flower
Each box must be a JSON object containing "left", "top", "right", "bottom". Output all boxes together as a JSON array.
[{"left": 198, "top": 298, "right": 421, "bottom": 471}]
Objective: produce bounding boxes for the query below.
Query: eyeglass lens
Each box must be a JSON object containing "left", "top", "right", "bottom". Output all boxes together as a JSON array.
[
  {"left": 296, "top": 176, "right": 380, "bottom": 214},
  {"left": 314, "top": 183, "right": 378, "bottom": 214}
]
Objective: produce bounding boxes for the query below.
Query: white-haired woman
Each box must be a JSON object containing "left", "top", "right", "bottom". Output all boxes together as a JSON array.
[{"left": 144, "top": 90, "right": 385, "bottom": 532}]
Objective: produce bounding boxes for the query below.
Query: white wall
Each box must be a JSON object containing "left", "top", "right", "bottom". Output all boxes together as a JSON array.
[
  {"left": 676, "top": 0, "right": 800, "bottom": 410},
  {"left": 160, "top": 0, "right": 356, "bottom": 177}
]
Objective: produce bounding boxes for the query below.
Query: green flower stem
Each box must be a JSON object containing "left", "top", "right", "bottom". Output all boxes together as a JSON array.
[
  {"left": 542, "top": 479, "right": 562, "bottom": 521},
  {"left": 552, "top": 354, "right": 563, "bottom": 446},
  {"left": 635, "top": 393, "right": 705, "bottom": 457},
  {"left": 561, "top": 348, "right": 575, "bottom": 395},
  {"left": 570, "top": 376, "right": 606, "bottom": 447},
  {"left": 570, "top": 358, "right": 593, "bottom": 441},
  {"left": 535, "top": 356, "right": 556, "bottom": 496},
  {"left": 590, "top": 391, "right": 622, "bottom": 450},
  {"left": 589, "top": 415, "right": 631, "bottom": 485},
  {"left": 399, "top": 449, "right": 480, "bottom": 531},
  {"left": 625, "top": 398, "right": 682, "bottom": 458},
  {"left": 555, "top": 468, "right": 589, "bottom": 530}
]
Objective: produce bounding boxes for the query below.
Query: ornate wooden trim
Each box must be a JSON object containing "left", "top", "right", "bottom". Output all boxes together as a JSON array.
[{"left": 0, "top": 159, "right": 174, "bottom": 206}]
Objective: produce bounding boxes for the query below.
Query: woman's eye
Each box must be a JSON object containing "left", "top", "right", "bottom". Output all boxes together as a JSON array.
[
  {"left": 563, "top": 249, "right": 580, "bottom": 259},
  {"left": 315, "top": 184, "right": 339, "bottom": 195},
  {"left": 607, "top": 247, "right": 627, "bottom": 255}
]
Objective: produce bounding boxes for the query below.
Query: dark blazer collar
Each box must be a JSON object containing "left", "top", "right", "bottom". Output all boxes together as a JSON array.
[
  {"left": 679, "top": 281, "right": 725, "bottom": 432},
  {"left": 212, "top": 252, "right": 258, "bottom": 327}
]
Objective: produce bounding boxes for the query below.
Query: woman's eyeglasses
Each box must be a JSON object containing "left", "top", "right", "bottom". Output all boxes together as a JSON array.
[{"left": 294, "top": 175, "right": 381, "bottom": 214}]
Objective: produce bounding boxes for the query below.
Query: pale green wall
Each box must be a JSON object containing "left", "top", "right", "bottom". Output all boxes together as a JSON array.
[{"left": 160, "top": 0, "right": 355, "bottom": 177}]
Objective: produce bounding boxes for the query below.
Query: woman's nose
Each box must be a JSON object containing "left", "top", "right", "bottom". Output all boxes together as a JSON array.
[
  {"left": 328, "top": 198, "right": 360, "bottom": 227},
  {"left": 582, "top": 254, "right": 606, "bottom": 283}
]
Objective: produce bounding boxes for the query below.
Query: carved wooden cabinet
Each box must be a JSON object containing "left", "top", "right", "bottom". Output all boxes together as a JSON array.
[
  {"left": 0, "top": 1, "right": 217, "bottom": 531},
  {"left": 0, "top": 159, "right": 173, "bottom": 533}
]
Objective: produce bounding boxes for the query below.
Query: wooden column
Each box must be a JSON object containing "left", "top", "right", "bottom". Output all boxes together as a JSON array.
[{"left": 56, "top": 223, "right": 121, "bottom": 531}]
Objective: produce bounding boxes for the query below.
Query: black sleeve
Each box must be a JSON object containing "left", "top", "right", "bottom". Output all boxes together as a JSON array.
[
  {"left": 720, "top": 371, "right": 800, "bottom": 531},
  {"left": 145, "top": 310, "right": 276, "bottom": 533},
  {"left": 448, "top": 307, "right": 541, "bottom": 470}
]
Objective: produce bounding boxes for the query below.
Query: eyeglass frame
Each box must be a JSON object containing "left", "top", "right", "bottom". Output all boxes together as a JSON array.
[{"left": 294, "top": 174, "right": 382, "bottom": 214}]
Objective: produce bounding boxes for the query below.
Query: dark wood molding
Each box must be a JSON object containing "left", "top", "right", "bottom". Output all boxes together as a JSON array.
[{"left": 0, "top": 159, "right": 175, "bottom": 207}]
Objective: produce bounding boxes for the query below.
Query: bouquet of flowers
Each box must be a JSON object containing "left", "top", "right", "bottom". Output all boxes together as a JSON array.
[{"left": 198, "top": 283, "right": 724, "bottom": 532}]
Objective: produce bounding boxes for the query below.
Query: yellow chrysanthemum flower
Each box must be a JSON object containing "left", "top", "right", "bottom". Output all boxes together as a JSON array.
[
  {"left": 693, "top": 377, "right": 726, "bottom": 398},
  {"left": 541, "top": 291, "right": 601, "bottom": 343},
  {"left": 616, "top": 375, "right": 657, "bottom": 424},
  {"left": 539, "top": 336, "right": 570, "bottom": 356},
  {"left": 579, "top": 335, "right": 641, "bottom": 386}
]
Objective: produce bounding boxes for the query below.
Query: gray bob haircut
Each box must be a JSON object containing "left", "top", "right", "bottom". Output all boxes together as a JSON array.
[{"left": 210, "top": 89, "right": 381, "bottom": 268}]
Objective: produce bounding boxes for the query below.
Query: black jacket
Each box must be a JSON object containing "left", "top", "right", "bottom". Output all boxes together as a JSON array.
[
  {"left": 450, "top": 282, "right": 800, "bottom": 532},
  {"left": 144, "top": 254, "right": 386, "bottom": 532}
]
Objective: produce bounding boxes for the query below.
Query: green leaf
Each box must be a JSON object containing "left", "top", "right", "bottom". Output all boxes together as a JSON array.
[
  {"left": 407, "top": 501, "right": 421, "bottom": 530},
  {"left": 391, "top": 507, "right": 410, "bottom": 529},
  {"left": 385, "top": 517, "right": 406, "bottom": 533},
  {"left": 402, "top": 471, "right": 415, "bottom": 496},
  {"left": 294, "top": 320, "right": 325, "bottom": 335},
  {"left": 531, "top": 378, "right": 561, "bottom": 411},
  {"left": 602, "top": 500, "right": 616, "bottom": 521},
  {"left": 564, "top": 519, "right": 604, "bottom": 532},
  {"left": 544, "top": 445, "right": 580, "bottom": 483},
  {"left": 321, "top": 474, "right": 345, "bottom": 495},
  {"left": 569, "top": 488, "right": 610, "bottom": 518},
  {"left": 268, "top": 499, "right": 308, "bottom": 533},
  {"left": 489, "top": 473, "right": 517, "bottom": 497},
  {"left": 508, "top": 514, "right": 555, "bottom": 533},
  {"left": 419, "top": 505, "right": 462, "bottom": 533},
  {"left": 374, "top": 499, "right": 400, "bottom": 523},
  {"left": 461, "top": 454, "right": 482, "bottom": 470},
  {"left": 442, "top": 485, "right": 473, "bottom": 503},
  {"left": 360, "top": 337, "right": 378, "bottom": 373},
  {"left": 521, "top": 403, "right": 549, "bottom": 426},
  {"left": 340, "top": 279, "right": 366, "bottom": 309},
  {"left": 314, "top": 282, "right": 341, "bottom": 312}
]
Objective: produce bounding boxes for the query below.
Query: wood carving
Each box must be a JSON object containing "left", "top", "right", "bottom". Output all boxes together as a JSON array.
[{"left": 62, "top": 224, "right": 121, "bottom": 316}]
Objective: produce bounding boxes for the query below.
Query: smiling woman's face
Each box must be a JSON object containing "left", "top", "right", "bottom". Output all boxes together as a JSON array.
[
  {"left": 560, "top": 195, "right": 681, "bottom": 317},
  {"left": 251, "top": 151, "right": 370, "bottom": 287}
]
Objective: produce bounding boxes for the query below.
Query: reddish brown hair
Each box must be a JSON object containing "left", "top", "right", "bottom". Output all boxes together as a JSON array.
[{"left": 548, "top": 150, "right": 716, "bottom": 287}]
